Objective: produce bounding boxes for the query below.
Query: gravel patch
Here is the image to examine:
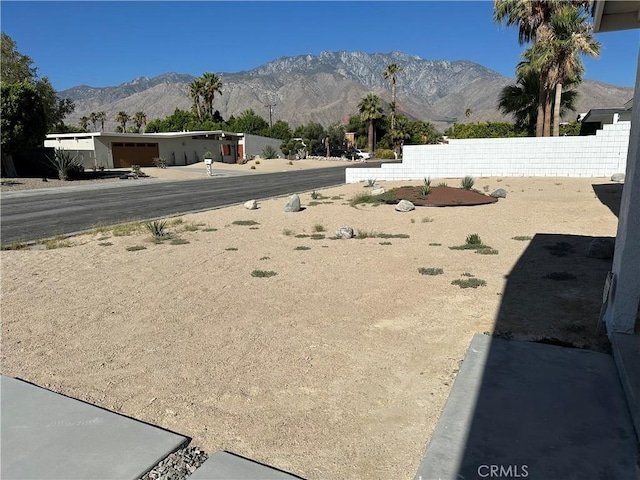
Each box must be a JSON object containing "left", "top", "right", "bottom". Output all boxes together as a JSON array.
[{"left": 139, "top": 446, "right": 208, "bottom": 480}]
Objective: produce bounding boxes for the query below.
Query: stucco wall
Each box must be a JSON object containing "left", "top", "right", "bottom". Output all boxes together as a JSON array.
[
  {"left": 157, "top": 138, "right": 222, "bottom": 166},
  {"left": 345, "top": 122, "right": 631, "bottom": 183},
  {"left": 44, "top": 137, "right": 97, "bottom": 168},
  {"left": 243, "top": 134, "right": 283, "bottom": 159}
]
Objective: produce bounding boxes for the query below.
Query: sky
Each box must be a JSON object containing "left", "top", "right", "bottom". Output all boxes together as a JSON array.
[{"left": 1, "top": 1, "right": 638, "bottom": 92}]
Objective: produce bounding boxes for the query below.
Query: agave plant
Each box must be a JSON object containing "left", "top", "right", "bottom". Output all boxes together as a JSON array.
[
  {"left": 46, "top": 149, "right": 84, "bottom": 181},
  {"left": 145, "top": 220, "right": 169, "bottom": 239},
  {"left": 461, "top": 176, "right": 475, "bottom": 190},
  {"left": 421, "top": 177, "right": 432, "bottom": 196}
]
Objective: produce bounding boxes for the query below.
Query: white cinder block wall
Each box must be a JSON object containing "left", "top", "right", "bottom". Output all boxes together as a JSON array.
[{"left": 345, "top": 122, "right": 631, "bottom": 183}]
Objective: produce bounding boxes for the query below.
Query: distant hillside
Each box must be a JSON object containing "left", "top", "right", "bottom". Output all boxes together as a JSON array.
[{"left": 60, "top": 51, "right": 634, "bottom": 132}]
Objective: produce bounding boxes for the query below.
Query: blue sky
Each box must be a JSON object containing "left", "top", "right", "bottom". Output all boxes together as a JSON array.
[{"left": 1, "top": 1, "right": 638, "bottom": 92}]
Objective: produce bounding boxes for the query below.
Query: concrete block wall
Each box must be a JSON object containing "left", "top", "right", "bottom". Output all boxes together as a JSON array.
[{"left": 345, "top": 122, "right": 631, "bottom": 183}]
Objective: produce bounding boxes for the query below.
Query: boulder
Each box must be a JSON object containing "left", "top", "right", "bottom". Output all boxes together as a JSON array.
[
  {"left": 395, "top": 199, "right": 415, "bottom": 212},
  {"left": 611, "top": 173, "right": 625, "bottom": 183},
  {"left": 371, "top": 187, "right": 385, "bottom": 195},
  {"left": 335, "top": 227, "right": 354, "bottom": 239},
  {"left": 244, "top": 200, "right": 258, "bottom": 210},
  {"left": 284, "top": 194, "right": 301, "bottom": 212},
  {"left": 490, "top": 189, "right": 507, "bottom": 198},
  {"left": 587, "top": 238, "right": 615, "bottom": 259}
]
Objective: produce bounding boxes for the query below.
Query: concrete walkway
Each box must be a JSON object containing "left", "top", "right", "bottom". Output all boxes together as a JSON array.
[{"left": 415, "top": 334, "right": 639, "bottom": 480}]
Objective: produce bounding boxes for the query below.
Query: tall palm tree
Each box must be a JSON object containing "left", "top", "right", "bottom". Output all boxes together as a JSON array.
[
  {"left": 201, "top": 72, "right": 223, "bottom": 117},
  {"left": 115, "top": 111, "right": 130, "bottom": 133},
  {"left": 358, "top": 93, "right": 383, "bottom": 153},
  {"left": 89, "top": 112, "right": 98, "bottom": 131},
  {"left": 493, "top": 0, "right": 592, "bottom": 136},
  {"left": 133, "top": 111, "right": 147, "bottom": 133},
  {"left": 383, "top": 63, "right": 401, "bottom": 131},
  {"left": 188, "top": 78, "right": 204, "bottom": 122},
  {"left": 79, "top": 116, "right": 90, "bottom": 131},
  {"left": 531, "top": 4, "right": 600, "bottom": 136},
  {"left": 96, "top": 111, "right": 106, "bottom": 132},
  {"left": 499, "top": 65, "right": 578, "bottom": 135}
]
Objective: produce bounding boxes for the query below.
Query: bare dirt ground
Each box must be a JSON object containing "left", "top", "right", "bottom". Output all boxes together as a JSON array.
[{"left": 0, "top": 175, "right": 619, "bottom": 479}]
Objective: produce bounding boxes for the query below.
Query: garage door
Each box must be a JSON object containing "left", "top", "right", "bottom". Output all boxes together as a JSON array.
[{"left": 112, "top": 143, "right": 159, "bottom": 168}]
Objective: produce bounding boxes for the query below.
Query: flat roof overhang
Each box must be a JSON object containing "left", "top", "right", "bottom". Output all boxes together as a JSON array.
[{"left": 592, "top": 0, "right": 640, "bottom": 32}]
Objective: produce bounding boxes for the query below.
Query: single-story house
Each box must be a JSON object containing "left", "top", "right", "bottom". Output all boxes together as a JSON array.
[
  {"left": 44, "top": 131, "right": 283, "bottom": 169},
  {"left": 578, "top": 99, "right": 633, "bottom": 134}
]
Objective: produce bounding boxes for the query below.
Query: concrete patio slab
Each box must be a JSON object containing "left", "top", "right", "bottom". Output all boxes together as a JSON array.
[
  {"left": 611, "top": 332, "right": 640, "bottom": 443},
  {"left": 414, "top": 334, "right": 639, "bottom": 480},
  {"left": 1, "top": 375, "right": 188, "bottom": 480},
  {"left": 189, "top": 451, "right": 303, "bottom": 479}
]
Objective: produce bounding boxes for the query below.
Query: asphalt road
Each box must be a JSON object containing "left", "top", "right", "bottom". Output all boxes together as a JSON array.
[{"left": 1, "top": 163, "right": 385, "bottom": 243}]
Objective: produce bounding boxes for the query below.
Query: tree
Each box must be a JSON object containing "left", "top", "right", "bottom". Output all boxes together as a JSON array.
[
  {"left": 408, "top": 120, "right": 443, "bottom": 145},
  {"left": 96, "top": 111, "right": 106, "bottom": 132},
  {"left": 89, "top": 112, "right": 98, "bottom": 131},
  {"left": 228, "top": 109, "right": 268, "bottom": 135},
  {"left": 265, "top": 120, "right": 292, "bottom": 141},
  {"left": 79, "top": 116, "right": 90, "bottom": 131},
  {"left": 383, "top": 63, "right": 401, "bottom": 132},
  {"left": 499, "top": 61, "right": 578, "bottom": 135},
  {"left": 358, "top": 93, "right": 383, "bottom": 153},
  {"left": 188, "top": 78, "right": 204, "bottom": 122},
  {"left": 201, "top": 72, "right": 223, "bottom": 117},
  {"left": 114, "top": 111, "right": 130, "bottom": 132},
  {"left": 133, "top": 111, "right": 147, "bottom": 133},
  {"left": 0, "top": 32, "right": 36, "bottom": 83}
]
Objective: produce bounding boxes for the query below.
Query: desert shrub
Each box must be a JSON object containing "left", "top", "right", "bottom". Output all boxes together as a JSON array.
[
  {"left": 313, "top": 224, "right": 325, "bottom": 232},
  {"left": 170, "top": 238, "right": 189, "bottom": 245},
  {"left": 461, "top": 176, "right": 475, "bottom": 190},
  {"left": 225, "top": 247, "right": 238, "bottom": 251},
  {"left": 126, "top": 245, "right": 147, "bottom": 251},
  {"left": 262, "top": 145, "right": 277, "bottom": 159},
  {"left": 437, "top": 182, "right": 448, "bottom": 187},
  {"left": 365, "top": 178, "right": 376, "bottom": 187},
  {"left": 47, "top": 149, "right": 85, "bottom": 181},
  {"left": 466, "top": 233, "right": 482, "bottom": 245},
  {"left": 421, "top": 177, "right": 431, "bottom": 196},
  {"left": 250, "top": 165, "right": 256, "bottom": 169},
  {"left": 98, "top": 242, "right": 113, "bottom": 247},
  {"left": 419, "top": 267, "right": 444, "bottom": 276},
  {"left": 152, "top": 157, "right": 167, "bottom": 168},
  {"left": 310, "top": 234, "right": 325, "bottom": 240},
  {"left": 512, "top": 236, "right": 533, "bottom": 241},
  {"left": 375, "top": 148, "right": 395, "bottom": 159},
  {"left": 294, "top": 246, "right": 311, "bottom": 250},
  {"left": 145, "top": 220, "right": 169, "bottom": 239},
  {"left": 311, "top": 190, "right": 319, "bottom": 199},
  {"left": 232, "top": 220, "right": 259, "bottom": 226},
  {"left": 251, "top": 270, "right": 277, "bottom": 278},
  {"left": 476, "top": 248, "right": 499, "bottom": 255},
  {"left": 452, "top": 278, "right": 486, "bottom": 288}
]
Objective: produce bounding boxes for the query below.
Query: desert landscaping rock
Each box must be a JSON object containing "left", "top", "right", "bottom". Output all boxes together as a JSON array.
[
  {"left": 284, "top": 194, "right": 301, "bottom": 212},
  {"left": 395, "top": 199, "right": 415, "bottom": 212},
  {"left": 491, "top": 189, "right": 508, "bottom": 198},
  {"left": 371, "top": 187, "right": 385, "bottom": 195},
  {"left": 244, "top": 200, "right": 258, "bottom": 210},
  {"left": 587, "top": 237, "right": 615, "bottom": 259},
  {"left": 138, "top": 446, "right": 208, "bottom": 480},
  {"left": 611, "top": 173, "right": 625, "bottom": 182},
  {"left": 335, "top": 226, "right": 354, "bottom": 239}
]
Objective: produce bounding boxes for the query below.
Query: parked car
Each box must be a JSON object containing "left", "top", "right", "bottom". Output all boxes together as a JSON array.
[{"left": 355, "top": 149, "right": 371, "bottom": 160}]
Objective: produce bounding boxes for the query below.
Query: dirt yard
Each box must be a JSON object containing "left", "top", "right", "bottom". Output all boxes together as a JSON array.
[{"left": 0, "top": 175, "right": 619, "bottom": 479}]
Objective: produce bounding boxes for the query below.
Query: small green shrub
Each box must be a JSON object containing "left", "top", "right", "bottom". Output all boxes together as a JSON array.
[
  {"left": 255, "top": 160, "right": 261, "bottom": 165},
  {"left": 331, "top": 196, "right": 343, "bottom": 200},
  {"left": 421, "top": 177, "right": 431, "bottom": 196},
  {"left": 437, "top": 182, "right": 448, "bottom": 187},
  {"left": 466, "top": 233, "right": 482, "bottom": 245},
  {"left": 97, "top": 236, "right": 110, "bottom": 241},
  {"left": 422, "top": 217, "right": 434, "bottom": 223},
  {"left": 262, "top": 145, "right": 277, "bottom": 159},
  {"left": 37, "top": 236, "right": 73, "bottom": 249},
  {"left": 512, "top": 236, "right": 533, "bottom": 241},
  {"left": 365, "top": 178, "right": 376, "bottom": 188},
  {"left": 251, "top": 270, "right": 277, "bottom": 278},
  {"left": 375, "top": 148, "right": 395, "bottom": 159},
  {"left": 377, "top": 233, "right": 410, "bottom": 239},
  {"left": 311, "top": 190, "right": 320, "bottom": 199},
  {"left": 202, "top": 228, "right": 218, "bottom": 232},
  {"left": 379, "top": 242, "right": 392, "bottom": 245},
  {"left": 452, "top": 278, "right": 486, "bottom": 289},
  {"left": 312, "top": 224, "right": 326, "bottom": 232},
  {"left": 232, "top": 220, "right": 259, "bottom": 226},
  {"left": 310, "top": 234, "right": 325, "bottom": 240},
  {"left": 419, "top": 267, "right": 444, "bottom": 276},
  {"left": 152, "top": 157, "right": 167, "bottom": 168},
  {"left": 259, "top": 256, "right": 270, "bottom": 260},
  {"left": 461, "top": 176, "right": 475, "bottom": 190},
  {"left": 356, "top": 230, "right": 377, "bottom": 239},
  {"left": 461, "top": 272, "right": 475, "bottom": 277},
  {"left": 307, "top": 201, "right": 320, "bottom": 206},
  {"left": 98, "top": 242, "right": 113, "bottom": 247},
  {"left": 294, "top": 246, "right": 311, "bottom": 250},
  {"left": 126, "top": 245, "right": 147, "bottom": 251},
  {"left": 288, "top": 161, "right": 293, "bottom": 165},
  {"left": 250, "top": 165, "right": 256, "bottom": 170},
  {"left": 1, "top": 241, "right": 29, "bottom": 250},
  {"left": 145, "top": 220, "right": 169, "bottom": 239},
  {"left": 295, "top": 234, "right": 310, "bottom": 238},
  {"left": 429, "top": 243, "right": 442, "bottom": 246},
  {"left": 225, "top": 247, "right": 238, "bottom": 251},
  {"left": 183, "top": 223, "right": 200, "bottom": 232},
  {"left": 170, "top": 238, "right": 189, "bottom": 245},
  {"left": 476, "top": 248, "right": 499, "bottom": 255}
]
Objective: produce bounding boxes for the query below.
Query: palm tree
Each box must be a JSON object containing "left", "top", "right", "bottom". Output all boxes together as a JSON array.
[
  {"left": 89, "top": 112, "right": 98, "bottom": 131},
  {"left": 499, "top": 66, "right": 578, "bottom": 135},
  {"left": 358, "top": 93, "right": 383, "bottom": 154},
  {"left": 79, "top": 116, "right": 90, "bottom": 132},
  {"left": 201, "top": 72, "right": 223, "bottom": 117},
  {"left": 96, "top": 111, "right": 106, "bottom": 132},
  {"left": 391, "top": 114, "right": 411, "bottom": 156},
  {"left": 532, "top": 4, "right": 600, "bottom": 136},
  {"left": 115, "top": 111, "right": 130, "bottom": 133},
  {"left": 493, "top": 0, "right": 592, "bottom": 136},
  {"left": 188, "top": 78, "right": 204, "bottom": 122},
  {"left": 133, "top": 111, "right": 147, "bottom": 133},
  {"left": 383, "top": 63, "right": 401, "bottom": 131}
]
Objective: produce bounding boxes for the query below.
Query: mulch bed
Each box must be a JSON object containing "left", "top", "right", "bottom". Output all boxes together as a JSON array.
[{"left": 384, "top": 186, "right": 498, "bottom": 207}]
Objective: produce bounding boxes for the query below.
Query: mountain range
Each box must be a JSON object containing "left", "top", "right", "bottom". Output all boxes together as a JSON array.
[{"left": 60, "top": 51, "right": 634, "bottom": 132}]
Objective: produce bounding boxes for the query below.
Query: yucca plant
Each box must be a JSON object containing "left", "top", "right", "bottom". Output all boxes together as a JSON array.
[
  {"left": 365, "top": 178, "right": 377, "bottom": 187},
  {"left": 461, "top": 176, "right": 475, "bottom": 190},
  {"left": 261, "top": 145, "right": 277, "bottom": 159},
  {"left": 466, "top": 233, "right": 482, "bottom": 245},
  {"left": 311, "top": 190, "right": 319, "bottom": 199},
  {"left": 421, "top": 177, "right": 431, "bottom": 197},
  {"left": 145, "top": 220, "right": 169, "bottom": 239},
  {"left": 46, "top": 149, "right": 84, "bottom": 181}
]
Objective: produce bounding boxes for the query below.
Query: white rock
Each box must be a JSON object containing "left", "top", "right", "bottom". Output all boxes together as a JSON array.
[
  {"left": 371, "top": 187, "right": 385, "bottom": 195},
  {"left": 284, "top": 194, "right": 301, "bottom": 212},
  {"left": 611, "top": 173, "right": 625, "bottom": 183},
  {"left": 395, "top": 199, "right": 415, "bottom": 212},
  {"left": 335, "top": 226, "right": 354, "bottom": 239},
  {"left": 244, "top": 200, "right": 258, "bottom": 210}
]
